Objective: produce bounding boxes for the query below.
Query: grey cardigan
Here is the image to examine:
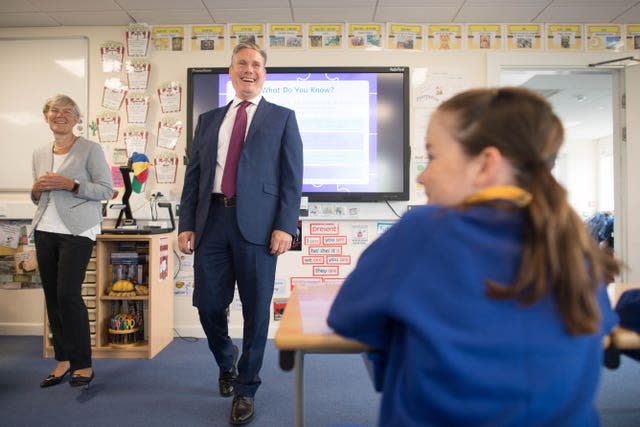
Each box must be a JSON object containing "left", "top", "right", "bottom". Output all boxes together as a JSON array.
[{"left": 31, "top": 137, "right": 113, "bottom": 235}]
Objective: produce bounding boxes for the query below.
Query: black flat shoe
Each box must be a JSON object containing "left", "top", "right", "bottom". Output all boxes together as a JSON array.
[
  {"left": 40, "top": 369, "right": 70, "bottom": 388},
  {"left": 70, "top": 371, "right": 94, "bottom": 389},
  {"left": 230, "top": 395, "right": 254, "bottom": 425}
]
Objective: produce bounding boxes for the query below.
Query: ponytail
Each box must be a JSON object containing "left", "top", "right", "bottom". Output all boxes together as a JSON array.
[{"left": 487, "top": 164, "right": 617, "bottom": 334}]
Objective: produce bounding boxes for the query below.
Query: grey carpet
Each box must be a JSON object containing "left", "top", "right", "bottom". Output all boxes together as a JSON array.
[{"left": 1, "top": 335, "right": 639, "bottom": 426}]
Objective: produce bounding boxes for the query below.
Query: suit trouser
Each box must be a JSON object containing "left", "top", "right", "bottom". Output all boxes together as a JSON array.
[
  {"left": 193, "top": 201, "right": 276, "bottom": 397},
  {"left": 35, "top": 230, "right": 94, "bottom": 371}
]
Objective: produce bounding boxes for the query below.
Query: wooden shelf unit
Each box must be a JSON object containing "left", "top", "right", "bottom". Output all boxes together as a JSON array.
[{"left": 44, "top": 233, "right": 174, "bottom": 359}]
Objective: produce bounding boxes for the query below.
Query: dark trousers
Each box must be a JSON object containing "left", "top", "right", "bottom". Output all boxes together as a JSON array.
[
  {"left": 193, "top": 202, "right": 276, "bottom": 397},
  {"left": 35, "top": 230, "right": 94, "bottom": 371}
]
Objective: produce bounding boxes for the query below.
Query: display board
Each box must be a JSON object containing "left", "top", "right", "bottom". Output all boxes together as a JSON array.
[{"left": 0, "top": 37, "right": 88, "bottom": 191}]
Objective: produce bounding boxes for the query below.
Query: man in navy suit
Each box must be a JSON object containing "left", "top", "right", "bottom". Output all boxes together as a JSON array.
[{"left": 178, "top": 41, "right": 303, "bottom": 425}]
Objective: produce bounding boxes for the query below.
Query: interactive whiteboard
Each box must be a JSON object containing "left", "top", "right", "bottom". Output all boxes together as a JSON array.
[{"left": 0, "top": 37, "right": 88, "bottom": 191}]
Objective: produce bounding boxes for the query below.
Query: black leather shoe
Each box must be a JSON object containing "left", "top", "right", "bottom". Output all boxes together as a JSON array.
[
  {"left": 40, "top": 369, "right": 70, "bottom": 388},
  {"left": 70, "top": 371, "right": 94, "bottom": 389},
  {"left": 230, "top": 396, "right": 254, "bottom": 425},
  {"left": 219, "top": 344, "right": 239, "bottom": 397}
]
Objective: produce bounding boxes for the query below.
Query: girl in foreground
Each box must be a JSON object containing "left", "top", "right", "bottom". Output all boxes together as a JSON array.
[{"left": 328, "top": 87, "right": 619, "bottom": 427}]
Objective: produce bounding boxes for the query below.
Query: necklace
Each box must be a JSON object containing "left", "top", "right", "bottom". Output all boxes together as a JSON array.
[{"left": 53, "top": 136, "right": 79, "bottom": 154}]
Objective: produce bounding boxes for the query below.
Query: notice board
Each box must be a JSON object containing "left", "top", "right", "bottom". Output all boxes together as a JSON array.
[{"left": 0, "top": 37, "right": 88, "bottom": 191}]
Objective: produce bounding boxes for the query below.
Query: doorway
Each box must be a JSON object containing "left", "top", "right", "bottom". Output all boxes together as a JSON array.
[{"left": 500, "top": 68, "right": 616, "bottom": 247}]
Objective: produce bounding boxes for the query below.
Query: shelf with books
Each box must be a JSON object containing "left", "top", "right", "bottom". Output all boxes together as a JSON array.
[{"left": 91, "top": 233, "right": 174, "bottom": 359}]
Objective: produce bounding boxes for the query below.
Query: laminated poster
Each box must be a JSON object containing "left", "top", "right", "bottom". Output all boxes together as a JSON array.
[
  {"left": 586, "top": 25, "right": 623, "bottom": 51},
  {"left": 506, "top": 24, "right": 543, "bottom": 50},
  {"left": 387, "top": 23, "right": 423, "bottom": 50},
  {"left": 308, "top": 24, "right": 344, "bottom": 49},
  {"left": 229, "top": 24, "right": 265, "bottom": 49},
  {"left": 348, "top": 23, "right": 383, "bottom": 49},
  {"left": 427, "top": 24, "right": 463, "bottom": 50},
  {"left": 268, "top": 24, "right": 304, "bottom": 49},
  {"left": 152, "top": 26, "right": 185, "bottom": 52},
  {"left": 191, "top": 25, "right": 225, "bottom": 51},
  {"left": 467, "top": 24, "right": 503, "bottom": 50},
  {"left": 546, "top": 24, "right": 583, "bottom": 51},
  {"left": 626, "top": 24, "right": 640, "bottom": 50}
]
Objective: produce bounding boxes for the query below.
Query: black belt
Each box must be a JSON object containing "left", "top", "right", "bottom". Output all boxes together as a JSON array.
[{"left": 211, "top": 194, "right": 236, "bottom": 207}]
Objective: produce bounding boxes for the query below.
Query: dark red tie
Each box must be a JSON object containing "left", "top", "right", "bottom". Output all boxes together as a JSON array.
[{"left": 221, "top": 101, "right": 250, "bottom": 197}]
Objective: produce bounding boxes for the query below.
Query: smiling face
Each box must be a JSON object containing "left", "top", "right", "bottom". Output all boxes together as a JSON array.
[
  {"left": 417, "top": 111, "right": 482, "bottom": 206},
  {"left": 44, "top": 102, "right": 79, "bottom": 136},
  {"left": 229, "top": 46, "right": 266, "bottom": 100}
]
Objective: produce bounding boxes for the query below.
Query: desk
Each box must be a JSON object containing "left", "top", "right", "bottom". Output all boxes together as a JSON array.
[{"left": 274, "top": 285, "right": 371, "bottom": 427}]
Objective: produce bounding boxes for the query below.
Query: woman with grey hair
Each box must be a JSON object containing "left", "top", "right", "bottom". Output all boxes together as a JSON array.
[{"left": 33, "top": 94, "right": 113, "bottom": 389}]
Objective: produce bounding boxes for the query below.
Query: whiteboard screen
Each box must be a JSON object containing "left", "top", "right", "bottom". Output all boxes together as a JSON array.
[{"left": 0, "top": 38, "right": 88, "bottom": 191}]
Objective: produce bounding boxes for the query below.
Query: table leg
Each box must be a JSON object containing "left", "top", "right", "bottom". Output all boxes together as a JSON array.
[{"left": 294, "top": 350, "right": 305, "bottom": 427}]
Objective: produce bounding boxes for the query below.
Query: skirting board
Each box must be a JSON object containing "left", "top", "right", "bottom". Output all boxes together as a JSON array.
[
  {"left": 0, "top": 322, "right": 42, "bottom": 336},
  {"left": 1, "top": 323, "right": 279, "bottom": 340}
]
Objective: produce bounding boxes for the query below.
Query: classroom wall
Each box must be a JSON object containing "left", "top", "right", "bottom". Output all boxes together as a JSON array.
[{"left": 0, "top": 25, "right": 634, "bottom": 338}]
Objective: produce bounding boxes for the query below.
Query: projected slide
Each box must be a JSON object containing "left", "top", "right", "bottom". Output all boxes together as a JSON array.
[{"left": 220, "top": 73, "right": 378, "bottom": 191}]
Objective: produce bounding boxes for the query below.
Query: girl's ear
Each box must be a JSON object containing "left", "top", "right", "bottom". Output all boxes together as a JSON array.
[{"left": 473, "top": 146, "right": 510, "bottom": 187}]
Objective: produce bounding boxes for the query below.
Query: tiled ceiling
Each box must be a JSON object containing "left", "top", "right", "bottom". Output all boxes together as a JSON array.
[{"left": 0, "top": 0, "right": 639, "bottom": 28}]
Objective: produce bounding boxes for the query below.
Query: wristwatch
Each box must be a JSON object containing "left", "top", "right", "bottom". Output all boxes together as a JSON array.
[{"left": 72, "top": 179, "right": 80, "bottom": 193}]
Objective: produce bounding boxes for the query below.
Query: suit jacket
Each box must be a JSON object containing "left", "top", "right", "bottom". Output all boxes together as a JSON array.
[
  {"left": 179, "top": 98, "right": 303, "bottom": 247},
  {"left": 31, "top": 137, "right": 114, "bottom": 235}
]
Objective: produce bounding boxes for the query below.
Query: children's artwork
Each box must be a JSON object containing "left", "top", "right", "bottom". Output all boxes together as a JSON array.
[
  {"left": 125, "top": 60, "right": 151, "bottom": 91},
  {"left": 100, "top": 40, "right": 124, "bottom": 72},
  {"left": 126, "top": 23, "right": 151, "bottom": 57},
  {"left": 125, "top": 93, "right": 150, "bottom": 124},
  {"left": 157, "top": 81, "right": 181, "bottom": 114},
  {"left": 96, "top": 111, "right": 120, "bottom": 143},
  {"left": 112, "top": 148, "right": 129, "bottom": 166},
  {"left": 153, "top": 152, "right": 179, "bottom": 184},
  {"left": 102, "top": 78, "right": 128, "bottom": 111},
  {"left": 123, "top": 128, "right": 148, "bottom": 158},
  {"left": 157, "top": 117, "right": 182, "bottom": 150}
]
